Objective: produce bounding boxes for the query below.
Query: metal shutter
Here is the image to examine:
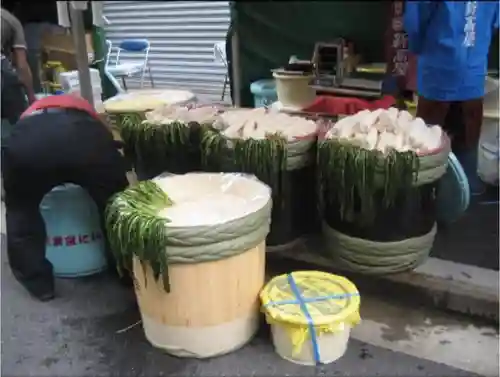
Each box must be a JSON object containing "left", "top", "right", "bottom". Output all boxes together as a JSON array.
[{"left": 103, "top": 1, "right": 230, "bottom": 102}]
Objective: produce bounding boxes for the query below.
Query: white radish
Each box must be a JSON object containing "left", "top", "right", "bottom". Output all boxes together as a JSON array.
[
  {"left": 420, "top": 125, "right": 442, "bottom": 152},
  {"left": 352, "top": 132, "right": 368, "bottom": 148},
  {"left": 408, "top": 117, "right": 429, "bottom": 149},
  {"left": 366, "top": 127, "right": 378, "bottom": 150},
  {"left": 387, "top": 107, "right": 399, "bottom": 125},
  {"left": 337, "top": 117, "right": 359, "bottom": 139},
  {"left": 323, "top": 107, "right": 444, "bottom": 154},
  {"left": 377, "top": 131, "right": 393, "bottom": 153},
  {"left": 397, "top": 110, "right": 413, "bottom": 125},
  {"left": 374, "top": 110, "right": 395, "bottom": 133},
  {"left": 358, "top": 109, "right": 383, "bottom": 133},
  {"left": 393, "top": 133, "right": 405, "bottom": 151}
]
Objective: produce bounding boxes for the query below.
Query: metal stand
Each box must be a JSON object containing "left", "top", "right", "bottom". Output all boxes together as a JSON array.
[
  {"left": 69, "top": 5, "right": 94, "bottom": 107},
  {"left": 230, "top": 31, "right": 241, "bottom": 106}
]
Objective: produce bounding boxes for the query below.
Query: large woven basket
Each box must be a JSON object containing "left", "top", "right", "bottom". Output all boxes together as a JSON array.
[{"left": 103, "top": 89, "right": 197, "bottom": 131}]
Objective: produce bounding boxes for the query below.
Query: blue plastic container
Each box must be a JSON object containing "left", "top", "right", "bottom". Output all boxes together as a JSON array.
[
  {"left": 436, "top": 152, "right": 470, "bottom": 225},
  {"left": 250, "top": 79, "right": 277, "bottom": 108},
  {"left": 40, "top": 184, "right": 107, "bottom": 278}
]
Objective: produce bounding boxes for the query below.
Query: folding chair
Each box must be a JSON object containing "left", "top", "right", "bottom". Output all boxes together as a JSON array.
[
  {"left": 214, "top": 41, "right": 229, "bottom": 101},
  {"left": 94, "top": 40, "right": 125, "bottom": 94},
  {"left": 105, "top": 40, "right": 113, "bottom": 68},
  {"left": 107, "top": 39, "right": 154, "bottom": 90}
]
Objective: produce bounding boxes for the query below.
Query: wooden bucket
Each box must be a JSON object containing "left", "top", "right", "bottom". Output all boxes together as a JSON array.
[
  {"left": 133, "top": 243, "right": 265, "bottom": 357},
  {"left": 131, "top": 173, "right": 272, "bottom": 357}
]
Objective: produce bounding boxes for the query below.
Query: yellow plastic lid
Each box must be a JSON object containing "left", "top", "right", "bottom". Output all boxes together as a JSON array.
[{"left": 260, "top": 271, "right": 360, "bottom": 327}]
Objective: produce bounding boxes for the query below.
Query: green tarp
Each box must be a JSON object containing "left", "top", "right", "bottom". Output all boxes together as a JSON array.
[{"left": 227, "top": 1, "right": 499, "bottom": 107}]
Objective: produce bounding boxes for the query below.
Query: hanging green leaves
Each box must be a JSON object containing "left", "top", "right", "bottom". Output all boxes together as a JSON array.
[
  {"left": 200, "top": 128, "right": 288, "bottom": 200},
  {"left": 318, "top": 139, "right": 419, "bottom": 226},
  {"left": 116, "top": 112, "right": 203, "bottom": 176},
  {"left": 105, "top": 180, "right": 174, "bottom": 292}
]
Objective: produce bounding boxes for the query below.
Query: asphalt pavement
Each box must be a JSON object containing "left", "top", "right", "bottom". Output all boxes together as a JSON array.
[
  {"left": 431, "top": 187, "right": 499, "bottom": 270},
  {"left": 2, "top": 232, "right": 498, "bottom": 377}
]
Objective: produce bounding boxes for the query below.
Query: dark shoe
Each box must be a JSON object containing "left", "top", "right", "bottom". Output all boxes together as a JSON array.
[
  {"left": 33, "top": 290, "right": 56, "bottom": 302},
  {"left": 11, "top": 269, "right": 55, "bottom": 302},
  {"left": 24, "top": 282, "right": 55, "bottom": 302}
]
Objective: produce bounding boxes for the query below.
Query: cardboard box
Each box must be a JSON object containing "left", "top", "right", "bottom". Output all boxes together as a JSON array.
[{"left": 41, "top": 27, "right": 94, "bottom": 71}]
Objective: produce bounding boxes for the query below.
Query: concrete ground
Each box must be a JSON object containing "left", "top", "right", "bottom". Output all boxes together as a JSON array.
[
  {"left": 0, "top": 148, "right": 498, "bottom": 376},
  {"left": 1, "top": 232, "right": 498, "bottom": 377},
  {"left": 431, "top": 186, "right": 499, "bottom": 270}
]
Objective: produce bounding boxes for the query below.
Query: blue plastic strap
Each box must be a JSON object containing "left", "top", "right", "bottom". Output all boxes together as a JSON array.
[
  {"left": 286, "top": 273, "right": 322, "bottom": 365},
  {"left": 264, "top": 292, "right": 359, "bottom": 308}
]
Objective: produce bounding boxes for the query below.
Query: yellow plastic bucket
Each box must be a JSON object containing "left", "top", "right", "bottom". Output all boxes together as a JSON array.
[{"left": 260, "top": 271, "right": 360, "bottom": 365}]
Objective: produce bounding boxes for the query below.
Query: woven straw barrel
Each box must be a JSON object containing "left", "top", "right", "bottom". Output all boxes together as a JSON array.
[{"left": 103, "top": 89, "right": 197, "bottom": 137}]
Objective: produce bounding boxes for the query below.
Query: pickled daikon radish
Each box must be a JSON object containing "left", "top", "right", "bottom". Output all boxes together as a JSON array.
[
  {"left": 216, "top": 108, "right": 318, "bottom": 141},
  {"left": 326, "top": 107, "right": 443, "bottom": 154}
]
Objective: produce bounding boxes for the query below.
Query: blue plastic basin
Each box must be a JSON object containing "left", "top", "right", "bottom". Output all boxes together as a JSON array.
[
  {"left": 40, "top": 184, "right": 107, "bottom": 278},
  {"left": 250, "top": 79, "right": 277, "bottom": 108}
]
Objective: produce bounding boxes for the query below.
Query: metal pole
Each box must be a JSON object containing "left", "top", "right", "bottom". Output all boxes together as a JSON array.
[
  {"left": 69, "top": 5, "right": 94, "bottom": 106},
  {"left": 231, "top": 30, "right": 241, "bottom": 107}
]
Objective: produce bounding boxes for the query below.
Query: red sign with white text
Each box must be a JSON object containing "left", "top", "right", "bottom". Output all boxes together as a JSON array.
[
  {"left": 46, "top": 232, "right": 103, "bottom": 247},
  {"left": 385, "top": 1, "right": 417, "bottom": 92}
]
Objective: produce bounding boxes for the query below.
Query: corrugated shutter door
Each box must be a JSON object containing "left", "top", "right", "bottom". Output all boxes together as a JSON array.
[{"left": 103, "top": 1, "right": 230, "bottom": 102}]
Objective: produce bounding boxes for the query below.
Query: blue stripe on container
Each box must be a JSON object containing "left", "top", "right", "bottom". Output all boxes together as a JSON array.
[{"left": 286, "top": 273, "right": 322, "bottom": 364}]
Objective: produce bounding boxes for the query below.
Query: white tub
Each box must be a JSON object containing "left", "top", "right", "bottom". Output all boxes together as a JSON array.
[
  {"left": 261, "top": 271, "right": 361, "bottom": 366},
  {"left": 271, "top": 321, "right": 352, "bottom": 365},
  {"left": 272, "top": 72, "right": 316, "bottom": 111},
  {"left": 478, "top": 77, "right": 499, "bottom": 185}
]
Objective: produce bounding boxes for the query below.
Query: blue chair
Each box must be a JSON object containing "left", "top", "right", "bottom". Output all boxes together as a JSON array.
[
  {"left": 250, "top": 79, "right": 277, "bottom": 108},
  {"left": 40, "top": 184, "right": 107, "bottom": 278},
  {"left": 107, "top": 39, "right": 154, "bottom": 90}
]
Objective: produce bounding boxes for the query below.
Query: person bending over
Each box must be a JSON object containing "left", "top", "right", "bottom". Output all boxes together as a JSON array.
[
  {"left": 2, "top": 95, "right": 129, "bottom": 301},
  {"left": 404, "top": 1, "right": 499, "bottom": 193},
  {"left": 1, "top": 8, "right": 36, "bottom": 124}
]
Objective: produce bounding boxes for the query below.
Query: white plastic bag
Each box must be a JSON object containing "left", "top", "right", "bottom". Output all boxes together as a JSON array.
[{"left": 477, "top": 116, "right": 499, "bottom": 186}]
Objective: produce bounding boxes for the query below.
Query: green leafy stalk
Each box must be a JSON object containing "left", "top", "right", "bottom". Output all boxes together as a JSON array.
[
  {"left": 116, "top": 112, "right": 202, "bottom": 174},
  {"left": 200, "top": 128, "right": 287, "bottom": 200},
  {"left": 318, "top": 139, "right": 418, "bottom": 226},
  {"left": 200, "top": 126, "right": 227, "bottom": 171},
  {"left": 105, "top": 180, "right": 174, "bottom": 292}
]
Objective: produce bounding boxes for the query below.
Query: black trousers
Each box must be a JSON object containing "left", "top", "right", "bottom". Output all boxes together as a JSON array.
[{"left": 2, "top": 108, "right": 129, "bottom": 296}]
